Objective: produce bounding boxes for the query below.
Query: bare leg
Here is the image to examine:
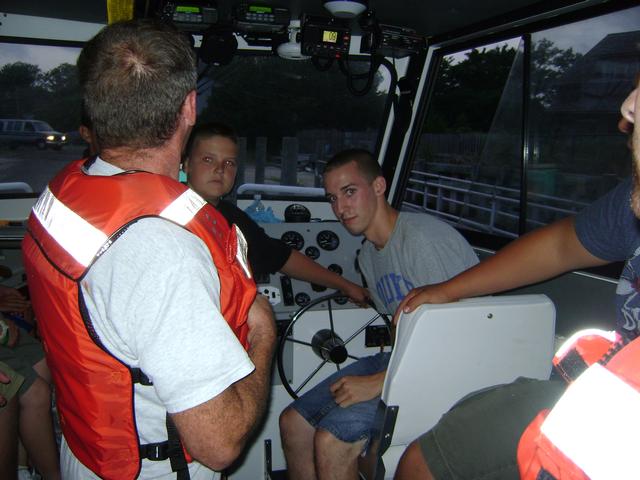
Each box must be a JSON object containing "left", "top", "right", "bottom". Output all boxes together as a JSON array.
[
  {"left": 315, "top": 429, "right": 366, "bottom": 480},
  {"left": 19, "top": 359, "right": 60, "bottom": 480},
  {"left": 32, "top": 359, "right": 52, "bottom": 385},
  {"left": 0, "top": 395, "right": 19, "bottom": 480},
  {"left": 394, "top": 440, "right": 434, "bottom": 480},
  {"left": 280, "top": 407, "right": 318, "bottom": 480},
  {"left": 18, "top": 440, "right": 28, "bottom": 469}
]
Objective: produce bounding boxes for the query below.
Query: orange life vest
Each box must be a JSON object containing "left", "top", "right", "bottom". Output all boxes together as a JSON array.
[
  {"left": 518, "top": 330, "right": 638, "bottom": 480},
  {"left": 22, "top": 158, "right": 256, "bottom": 480}
]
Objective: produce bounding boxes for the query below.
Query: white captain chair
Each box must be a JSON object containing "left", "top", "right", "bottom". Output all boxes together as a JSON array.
[{"left": 359, "top": 294, "right": 556, "bottom": 480}]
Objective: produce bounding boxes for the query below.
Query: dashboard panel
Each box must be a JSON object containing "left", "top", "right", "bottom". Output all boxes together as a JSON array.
[{"left": 257, "top": 220, "right": 364, "bottom": 316}]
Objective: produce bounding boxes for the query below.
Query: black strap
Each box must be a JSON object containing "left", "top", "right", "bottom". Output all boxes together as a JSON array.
[
  {"left": 140, "top": 441, "right": 170, "bottom": 461},
  {"left": 138, "top": 417, "right": 190, "bottom": 479},
  {"left": 131, "top": 367, "right": 153, "bottom": 386},
  {"left": 554, "top": 349, "right": 589, "bottom": 383},
  {"left": 166, "top": 414, "right": 190, "bottom": 480},
  {"left": 133, "top": 373, "right": 189, "bottom": 479},
  {"left": 536, "top": 468, "right": 558, "bottom": 480}
]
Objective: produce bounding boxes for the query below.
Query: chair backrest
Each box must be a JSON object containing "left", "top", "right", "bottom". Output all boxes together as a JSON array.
[{"left": 363, "top": 294, "right": 556, "bottom": 479}]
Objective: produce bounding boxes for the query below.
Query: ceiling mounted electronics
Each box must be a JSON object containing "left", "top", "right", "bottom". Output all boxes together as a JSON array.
[
  {"left": 301, "top": 15, "right": 351, "bottom": 59},
  {"left": 277, "top": 20, "right": 311, "bottom": 60},
  {"left": 323, "top": 0, "right": 367, "bottom": 19},
  {"left": 159, "top": 1, "right": 218, "bottom": 32},
  {"left": 199, "top": 26, "right": 237, "bottom": 65},
  {"left": 234, "top": 2, "right": 291, "bottom": 34},
  {"left": 361, "top": 23, "right": 426, "bottom": 58}
]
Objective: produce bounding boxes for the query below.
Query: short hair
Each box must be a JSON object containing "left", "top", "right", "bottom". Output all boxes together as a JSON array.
[
  {"left": 77, "top": 19, "right": 196, "bottom": 150},
  {"left": 324, "top": 149, "right": 383, "bottom": 182},
  {"left": 185, "top": 122, "right": 238, "bottom": 158}
]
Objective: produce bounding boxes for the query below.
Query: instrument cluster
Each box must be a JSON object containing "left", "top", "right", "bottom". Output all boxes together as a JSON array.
[{"left": 260, "top": 220, "right": 364, "bottom": 315}]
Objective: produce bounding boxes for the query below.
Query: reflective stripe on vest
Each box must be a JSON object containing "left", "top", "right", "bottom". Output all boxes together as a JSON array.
[
  {"left": 32, "top": 186, "right": 208, "bottom": 267},
  {"left": 32, "top": 187, "right": 108, "bottom": 267},
  {"left": 540, "top": 362, "right": 640, "bottom": 480}
]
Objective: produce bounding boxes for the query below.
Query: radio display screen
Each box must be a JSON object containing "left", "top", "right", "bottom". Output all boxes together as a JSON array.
[
  {"left": 322, "top": 30, "right": 338, "bottom": 43},
  {"left": 176, "top": 6, "right": 201, "bottom": 13},
  {"left": 249, "top": 5, "right": 273, "bottom": 13}
]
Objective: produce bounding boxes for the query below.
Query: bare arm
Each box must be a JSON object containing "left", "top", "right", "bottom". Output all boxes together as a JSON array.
[
  {"left": 394, "top": 217, "right": 608, "bottom": 320},
  {"left": 330, "top": 371, "right": 386, "bottom": 408},
  {"left": 281, "top": 250, "right": 370, "bottom": 306},
  {"left": 170, "top": 295, "right": 276, "bottom": 470}
]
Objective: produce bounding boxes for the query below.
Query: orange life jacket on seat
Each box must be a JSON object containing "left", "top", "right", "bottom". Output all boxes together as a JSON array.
[
  {"left": 22, "top": 158, "right": 256, "bottom": 480},
  {"left": 518, "top": 330, "right": 639, "bottom": 480}
]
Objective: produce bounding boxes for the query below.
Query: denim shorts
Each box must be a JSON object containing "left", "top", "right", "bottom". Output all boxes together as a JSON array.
[{"left": 289, "top": 352, "right": 390, "bottom": 444}]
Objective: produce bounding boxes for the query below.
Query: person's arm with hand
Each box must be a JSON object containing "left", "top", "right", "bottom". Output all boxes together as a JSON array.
[
  {"left": 393, "top": 217, "right": 607, "bottom": 323},
  {"left": 0, "top": 369, "right": 10, "bottom": 407},
  {"left": 329, "top": 371, "right": 386, "bottom": 408},
  {"left": 171, "top": 295, "right": 277, "bottom": 470},
  {"left": 0, "top": 286, "right": 30, "bottom": 313},
  {"left": 3, "top": 318, "right": 19, "bottom": 348},
  {"left": 281, "top": 250, "right": 370, "bottom": 306}
]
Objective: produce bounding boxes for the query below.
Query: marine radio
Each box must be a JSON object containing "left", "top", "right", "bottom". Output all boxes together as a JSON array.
[
  {"left": 301, "top": 15, "right": 351, "bottom": 58},
  {"left": 361, "top": 23, "right": 425, "bottom": 58},
  {"left": 234, "top": 2, "right": 291, "bottom": 34},
  {"left": 159, "top": 1, "right": 219, "bottom": 32}
]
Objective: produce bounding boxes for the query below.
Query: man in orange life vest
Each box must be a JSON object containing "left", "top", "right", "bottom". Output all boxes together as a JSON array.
[
  {"left": 391, "top": 79, "right": 640, "bottom": 480},
  {"left": 22, "top": 19, "right": 275, "bottom": 480}
]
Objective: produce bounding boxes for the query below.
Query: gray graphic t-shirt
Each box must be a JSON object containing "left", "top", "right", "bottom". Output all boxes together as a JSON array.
[{"left": 358, "top": 212, "right": 478, "bottom": 315}]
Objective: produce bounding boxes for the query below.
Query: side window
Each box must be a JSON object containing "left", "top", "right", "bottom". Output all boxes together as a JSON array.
[
  {"left": 0, "top": 43, "right": 81, "bottom": 194},
  {"left": 404, "top": 39, "right": 522, "bottom": 238},
  {"left": 525, "top": 13, "right": 639, "bottom": 231},
  {"left": 402, "top": 4, "right": 640, "bottom": 240}
]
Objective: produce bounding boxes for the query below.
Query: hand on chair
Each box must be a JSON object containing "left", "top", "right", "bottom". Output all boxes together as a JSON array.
[{"left": 393, "top": 283, "right": 455, "bottom": 324}]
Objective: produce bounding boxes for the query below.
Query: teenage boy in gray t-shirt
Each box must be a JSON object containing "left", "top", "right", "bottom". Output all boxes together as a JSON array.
[{"left": 279, "top": 149, "right": 478, "bottom": 480}]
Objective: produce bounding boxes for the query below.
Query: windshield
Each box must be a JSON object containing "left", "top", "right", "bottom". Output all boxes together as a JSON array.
[{"left": 0, "top": 43, "right": 391, "bottom": 196}]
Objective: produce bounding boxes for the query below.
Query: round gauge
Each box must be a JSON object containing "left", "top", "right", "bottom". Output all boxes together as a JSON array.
[
  {"left": 305, "top": 246, "right": 320, "bottom": 260},
  {"left": 281, "top": 230, "right": 305, "bottom": 250},
  {"left": 295, "top": 292, "right": 311, "bottom": 307},
  {"left": 328, "top": 264, "right": 343, "bottom": 275},
  {"left": 334, "top": 295, "right": 348, "bottom": 305},
  {"left": 317, "top": 230, "right": 340, "bottom": 251},
  {"left": 285, "top": 203, "right": 311, "bottom": 223},
  {"left": 311, "top": 283, "right": 327, "bottom": 292}
]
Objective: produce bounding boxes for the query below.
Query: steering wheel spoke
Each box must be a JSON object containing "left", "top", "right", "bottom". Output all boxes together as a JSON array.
[{"left": 277, "top": 292, "right": 391, "bottom": 399}]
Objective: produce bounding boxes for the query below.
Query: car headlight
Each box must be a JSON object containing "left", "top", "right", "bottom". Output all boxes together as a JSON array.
[
  {"left": 61, "top": 135, "right": 66, "bottom": 141},
  {"left": 46, "top": 135, "right": 55, "bottom": 141}
]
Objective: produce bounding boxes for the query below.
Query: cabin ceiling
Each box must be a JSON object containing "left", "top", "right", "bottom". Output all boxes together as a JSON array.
[{"left": 0, "top": 0, "right": 587, "bottom": 40}]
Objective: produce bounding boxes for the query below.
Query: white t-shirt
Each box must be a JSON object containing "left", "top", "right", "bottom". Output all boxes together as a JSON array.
[{"left": 61, "top": 158, "right": 254, "bottom": 479}]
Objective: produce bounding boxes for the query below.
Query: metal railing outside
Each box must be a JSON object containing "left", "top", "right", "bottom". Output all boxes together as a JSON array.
[{"left": 402, "top": 170, "right": 589, "bottom": 238}]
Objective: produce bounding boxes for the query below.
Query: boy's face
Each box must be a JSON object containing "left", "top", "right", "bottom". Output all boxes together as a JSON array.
[
  {"left": 323, "top": 160, "right": 382, "bottom": 236},
  {"left": 184, "top": 135, "right": 237, "bottom": 205}
]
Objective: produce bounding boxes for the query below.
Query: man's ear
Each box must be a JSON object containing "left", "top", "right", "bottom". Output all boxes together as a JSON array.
[
  {"left": 373, "top": 175, "right": 387, "bottom": 196},
  {"left": 79, "top": 125, "right": 92, "bottom": 144},
  {"left": 182, "top": 90, "right": 197, "bottom": 126}
]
